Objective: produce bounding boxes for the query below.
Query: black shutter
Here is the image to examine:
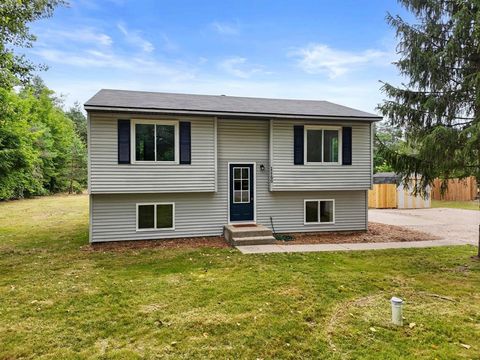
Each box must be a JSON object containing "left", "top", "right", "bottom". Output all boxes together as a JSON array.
[
  {"left": 342, "top": 126, "right": 352, "bottom": 165},
  {"left": 117, "top": 120, "right": 131, "bottom": 164},
  {"left": 179, "top": 121, "right": 191, "bottom": 164},
  {"left": 293, "top": 125, "right": 304, "bottom": 165}
]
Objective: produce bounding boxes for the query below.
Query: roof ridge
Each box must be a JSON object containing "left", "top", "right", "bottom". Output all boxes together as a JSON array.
[{"left": 98, "top": 88, "right": 332, "bottom": 104}]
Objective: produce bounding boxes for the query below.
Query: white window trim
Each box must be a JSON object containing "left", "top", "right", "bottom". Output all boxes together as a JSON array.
[
  {"left": 304, "top": 125, "right": 342, "bottom": 165},
  {"left": 131, "top": 119, "right": 180, "bottom": 164},
  {"left": 136, "top": 202, "right": 175, "bottom": 231},
  {"left": 304, "top": 199, "right": 335, "bottom": 225},
  {"left": 232, "top": 166, "right": 250, "bottom": 204}
]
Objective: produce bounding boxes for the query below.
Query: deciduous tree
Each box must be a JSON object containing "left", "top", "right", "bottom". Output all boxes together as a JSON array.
[{"left": 0, "top": 0, "right": 65, "bottom": 88}]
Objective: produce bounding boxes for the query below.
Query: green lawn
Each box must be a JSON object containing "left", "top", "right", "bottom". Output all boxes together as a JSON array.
[
  {"left": 432, "top": 199, "right": 480, "bottom": 210},
  {"left": 1, "top": 195, "right": 479, "bottom": 359}
]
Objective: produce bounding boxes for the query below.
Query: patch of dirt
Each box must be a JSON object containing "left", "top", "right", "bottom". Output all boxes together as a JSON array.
[
  {"left": 82, "top": 236, "right": 229, "bottom": 252},
  {"left": 276, "top": 222, "right": 439, "bottom": 244},
  {"left": 82, "top": 222, "right": 438, "bottom": 251}
]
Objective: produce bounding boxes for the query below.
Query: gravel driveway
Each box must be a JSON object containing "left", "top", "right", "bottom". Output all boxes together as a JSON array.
[{"left": 369, "top": 208, "right": 479, "bottom": 245}]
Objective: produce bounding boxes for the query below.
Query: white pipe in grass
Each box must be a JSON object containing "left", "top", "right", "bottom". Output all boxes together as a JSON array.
[{"left": 391, "top": 297, "right": 403, "bottom": 326}]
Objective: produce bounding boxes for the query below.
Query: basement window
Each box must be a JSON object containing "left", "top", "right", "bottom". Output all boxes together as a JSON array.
[
  {"left": 304, "top": 199, "right": 335, "bottom": 224},
  {"left": 137, "top": 203, "right": 175, "bottom": 230},
  {"left": 305, "top": 126, "right": 341, "bottom": 164},
  {"left": 133, "top": 120, "right": 178, "bottom": 163}
]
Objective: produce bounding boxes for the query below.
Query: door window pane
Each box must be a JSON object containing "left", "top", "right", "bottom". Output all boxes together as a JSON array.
[
  {"left": 305, "top": 201, "right": 319, "bottom": 223},
  {"left": 156, "top": 204, "right": 173, "bottom": 229},
  {"left": 135, "top": 124, "right": 155, "bottom": 161},
  {"left": 138, "top": 205, "right": 155, "bottom": 229},
  {"left": 320, "top": 201, "right": 334, "bottom": 222},
  {"left": 234, "top": 191, "right": 242, "bottom": 203},
  {"left": 307, "top": 129, "right": 323, "bottom": 162},
  {"left": 156, "top": 124, "right": 175, "bottom": 161},
  {"left": 324, "top": 130, "right": 339, "bottom": 162},
  {"left": 233, "top": 167, "right": 250, "bottom": 204},
  {"left": 234, "top": 180, "right": 241, "bottom": 190}
]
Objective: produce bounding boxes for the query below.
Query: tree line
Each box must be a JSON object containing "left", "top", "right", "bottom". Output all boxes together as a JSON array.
[
  {"left": 0, "top": 78, "right": 87, "bottom": 200},
  {"left": 1, "top": 1, "right": 87, "bottom": 200}
]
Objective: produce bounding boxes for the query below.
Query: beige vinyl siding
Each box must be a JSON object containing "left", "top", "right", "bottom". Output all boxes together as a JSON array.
[
  {"left": 90, "top": 117, "right": 367, "bottom": 242},
  {"left": 89, "top": 112, "right": 216, "bottom": 193},
  {"left": 271, "top": 120, "right": 372, "bottom": 191}
]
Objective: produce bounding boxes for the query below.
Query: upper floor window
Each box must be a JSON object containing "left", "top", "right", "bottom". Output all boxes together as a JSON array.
[
  {"left": 132, "top": 119, "right": 179, "bottom": 163},
  {"left": 305, "top": 126, "right": 341, "bottom": 164}
]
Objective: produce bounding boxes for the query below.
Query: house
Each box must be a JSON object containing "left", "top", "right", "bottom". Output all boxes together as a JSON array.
[{"left": 84, "top": 89, "right": 381, "bottom": 244}]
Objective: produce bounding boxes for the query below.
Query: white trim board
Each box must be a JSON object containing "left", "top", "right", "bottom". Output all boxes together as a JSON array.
[
  {"left": 303, "top": 125, "right": 342, "bottom": 165},
  {"left": 303, "top": 199, "right": 336, "bottom": 225},
  {"left": 227, "top": 161, "right": 257, "bottom": 225},
  {"left": 136, "top": 202, "right": 175, "bottom": 231},
  {"left": 130, "top": 119, "right": 180, "bottom": 164}
]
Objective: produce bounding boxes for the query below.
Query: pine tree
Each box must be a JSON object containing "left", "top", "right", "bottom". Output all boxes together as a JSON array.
[
  {"left": 66, "top": 102, "right": 88, "bottom": 145},
  {"left": 377, "top": 0, "right": 480, "bottom": 195}
]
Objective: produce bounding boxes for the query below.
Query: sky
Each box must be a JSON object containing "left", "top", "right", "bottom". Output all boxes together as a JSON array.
[{"left": 26, "top": 0, "right": 412, "bottom": 113}]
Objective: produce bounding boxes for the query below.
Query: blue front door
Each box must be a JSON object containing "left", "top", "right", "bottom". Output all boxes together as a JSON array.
[{"left": 229, "top": 164, "right": 254, "bottom": 222}]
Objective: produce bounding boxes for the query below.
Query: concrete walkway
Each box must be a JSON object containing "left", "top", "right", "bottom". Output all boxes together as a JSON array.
[
  {"left": 236, "top": 208, "right": 479, "bottom": 254},
  {"left": 236, "top": 238, "right": 472, "bottom": 254}
]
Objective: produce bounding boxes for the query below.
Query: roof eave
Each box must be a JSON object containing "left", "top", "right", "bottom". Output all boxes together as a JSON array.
[{"left": 83, "top": 105, "right": 382, "bottom": 121}]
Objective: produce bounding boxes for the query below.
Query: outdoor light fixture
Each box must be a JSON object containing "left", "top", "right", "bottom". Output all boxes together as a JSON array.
[{"left": 260, "top": 164, "right": 265, "bottom": 171}]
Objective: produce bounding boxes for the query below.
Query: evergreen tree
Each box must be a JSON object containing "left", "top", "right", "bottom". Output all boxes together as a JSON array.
[
  {"left": 377, "top": 0, "right": 480, "bottom": 194},
  {"left": 66, "top": 102, "right": 88, "bottom": 145},
  {"left": 374, "top": 122, "right": 404, "bottom": 173}
]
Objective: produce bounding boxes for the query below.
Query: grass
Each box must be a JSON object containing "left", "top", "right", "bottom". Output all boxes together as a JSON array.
[
  {"left": 431, "top": 199, "right": 480, "bottom": 211},
  {"left": 1, "top": 195, "right": 480, "bottom": 359}
]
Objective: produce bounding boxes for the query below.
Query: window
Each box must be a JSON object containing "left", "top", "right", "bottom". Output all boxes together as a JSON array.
[
  {"left": 304, "top": 200, "right": 335, "bottom": 224},
  {"left": 133, "top": 120, "right": 178, "bottom": 163},
  {"left": 233, "top": 167, "right": 250, "bottom": 203},
  {"left": 137, "top": 203, "right": 175, "bottom": 230},
  {"left": 305, "top": 126, "right": 340, "bottom": 164}
]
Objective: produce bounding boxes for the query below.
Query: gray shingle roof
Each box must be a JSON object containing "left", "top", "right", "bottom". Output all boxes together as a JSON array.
[{"left": 84, "top": 89, "right": 381, "bottom": 120}]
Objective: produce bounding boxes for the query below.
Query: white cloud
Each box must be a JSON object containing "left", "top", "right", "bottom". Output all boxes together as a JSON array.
[
  {"left": 117, "top": 23, "right": 154, "bottom": 52},
  {"left": 219, "top": 57, "right": 265, "bottom": 78},
  {"left": 159, "top": 33, "right": 178, "bottom": 52},
  {"left": 33, "top": 48, "right": 194, "bottom": 81},
  {"left": 293, "top": 43, "right": 390, "bottom": 78},
  {"left": 37, "top": 28, "right": 112, "bottom": 47},
  {"left": 211, "top": 21, "right": 240, "bottom": 35}
]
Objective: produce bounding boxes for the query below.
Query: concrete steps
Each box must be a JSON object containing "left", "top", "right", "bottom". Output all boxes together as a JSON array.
[{"left": 224, "top": 224, "right": 276, "bottom": 246}]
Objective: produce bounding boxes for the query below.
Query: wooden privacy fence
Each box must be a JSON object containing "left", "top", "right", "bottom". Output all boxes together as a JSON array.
[
  {"left": 368, "top": 184, "right": 397, "bottom": 208},
  {"left": 369, "top": 173, "right": 432, "bottom": 209},
  {"left": 368, "top": 183, "right": 431, "bottom": 209},
  {"left": 431, "top": 177, "right": 478, "bottom": 201}
]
